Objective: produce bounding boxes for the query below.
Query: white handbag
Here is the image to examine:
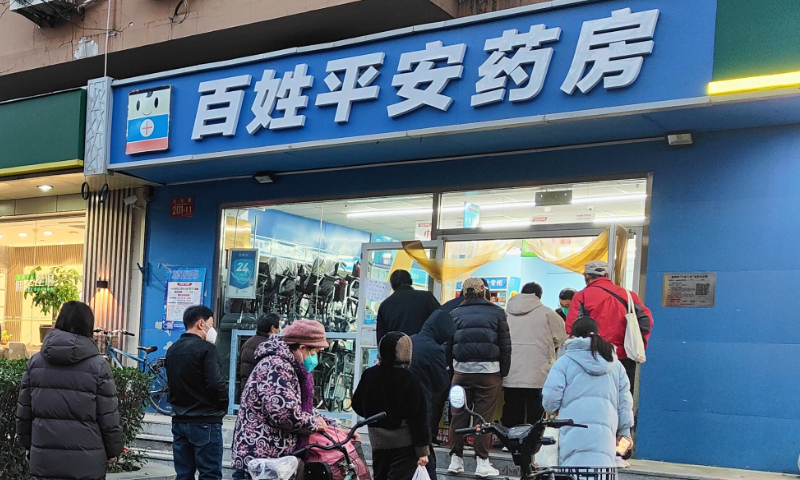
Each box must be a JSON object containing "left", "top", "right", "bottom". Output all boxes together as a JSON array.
[
  {"left": 623, "top": 289, "right": 647, "bottom": 364},
  {"left": 534, "top": 427, "right": 559, "bottom": 467}
]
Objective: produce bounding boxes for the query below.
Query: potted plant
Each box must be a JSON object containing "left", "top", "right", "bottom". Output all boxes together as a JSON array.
[
  {"left": 0, "top": 331, "right": 10, "bottom": 346},
  {"left": 23, "top": 266, "right": 82, "bottom": 341}
]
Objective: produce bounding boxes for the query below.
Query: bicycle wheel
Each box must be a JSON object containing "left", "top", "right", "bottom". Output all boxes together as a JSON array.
[
  {"left": 148, "top": 359, "right": 173, "bottom": 415},
  {"left": 324, "top": 369, "right": 339, "bottom": 412}
]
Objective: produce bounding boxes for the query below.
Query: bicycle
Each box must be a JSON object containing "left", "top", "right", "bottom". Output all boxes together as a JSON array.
[
  {"left": 449, "top": 385, "right": 615, "bottom": 480},
  {"left": 323, "top": 342, "right": 354, "bottom": 413},
  {"left": 94, "top": 328, "right": 172, "bottom": 416}
]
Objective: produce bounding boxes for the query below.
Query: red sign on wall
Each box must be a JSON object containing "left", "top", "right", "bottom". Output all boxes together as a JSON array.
[{"left": 170, "top": 197, "right": 194, "bottom": 218}]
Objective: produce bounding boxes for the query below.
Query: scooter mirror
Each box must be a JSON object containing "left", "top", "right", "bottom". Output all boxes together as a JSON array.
[{"left": 449, "top": 385, "right": 466, "bottom": 409}]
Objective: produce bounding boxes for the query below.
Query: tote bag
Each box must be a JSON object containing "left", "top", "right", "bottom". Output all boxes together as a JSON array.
[{"left": 623, "top": 289, "right": 647, "bottom": 364}]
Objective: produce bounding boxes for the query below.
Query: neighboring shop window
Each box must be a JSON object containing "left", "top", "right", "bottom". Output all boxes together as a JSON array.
[
  {"left": 0, "top": 215, "right": 86, "bottom": 351},
  {"left": 218, "top": 195, "right": 433, "bottom": 417}
]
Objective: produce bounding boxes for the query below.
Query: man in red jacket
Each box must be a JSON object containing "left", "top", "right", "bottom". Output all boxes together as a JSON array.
[{"left": 565, "top": 260, "right": 653, "bottom": 389}]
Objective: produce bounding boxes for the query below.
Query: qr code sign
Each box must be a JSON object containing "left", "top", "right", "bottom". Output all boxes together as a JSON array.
[{"left": 695, "top": 283, "right": 710, "bottom": 296}]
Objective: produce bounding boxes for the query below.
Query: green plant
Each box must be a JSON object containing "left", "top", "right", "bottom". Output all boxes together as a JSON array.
[
  {"left": 23, "top": 266, "right": 82, "bottom": 321},
  {"left": 0, "top": 330, "right": 11, "bottom": 344},
  {"left": 108, "top": 366, "right": 152, "bottom": 473},
  {"left": 0, "top": 358, "right": 29, "bottom": 480}
]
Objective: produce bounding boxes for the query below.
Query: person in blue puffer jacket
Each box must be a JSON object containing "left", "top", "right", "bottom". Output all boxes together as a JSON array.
[{"left": 542, "top": 317, "right": 634, "bottom": 467}]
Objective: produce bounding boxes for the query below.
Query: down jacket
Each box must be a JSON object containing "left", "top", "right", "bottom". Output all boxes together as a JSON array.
[
  {"left": 448, "top": 297, "right": 511, "bottom": 377},
  {"left": 542, "top": 338, "right": 634, "bottom": 467},
  {"left": 410, "top": 310, "right": 457, "bottom": 434},
  {"left": 504, "top": 293, "right": 567, "bottom": 389},
  {"left": 16, "top": 328, "right": 124, "bottom": 480},
  {"left": 231, "top": 335, "right": 329, "bottom": 470}
]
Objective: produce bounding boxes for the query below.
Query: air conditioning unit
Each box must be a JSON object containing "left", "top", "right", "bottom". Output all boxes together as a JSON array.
[{"left": 11, "top": 0, "right": 79, "bottom": 27}]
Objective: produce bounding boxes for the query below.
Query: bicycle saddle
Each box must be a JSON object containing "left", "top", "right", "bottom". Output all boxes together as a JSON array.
[{"left": 137, "top": 346, "right": 158, "bottom": 354}]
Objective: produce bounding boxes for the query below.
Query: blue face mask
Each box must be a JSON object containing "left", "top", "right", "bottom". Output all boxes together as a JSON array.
[{"left": 303, "top": 352, "right": 319, "bottom": 372}]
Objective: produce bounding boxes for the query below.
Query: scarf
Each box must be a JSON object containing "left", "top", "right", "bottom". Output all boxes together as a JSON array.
[{"left": 293, "top": 357, "right": 316, "bottom": 450}]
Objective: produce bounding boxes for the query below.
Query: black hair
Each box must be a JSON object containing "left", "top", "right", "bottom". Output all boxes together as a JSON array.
[
  {"left": 390, "top": 270, "right": 413, "bottom": 290},
  {"left": 521, "top": 282, "right": 543, "bottom": 299},
  {"left": 559, "top": 288, "right": 577, "bottom": 301},
  {"left": 257, "top": 313, "right": 281, "bottom": 333},
  {"left": 570, "top": 316, "right": 614, "bottom": 362},
  {"left": 54, "top": 301, "right": 95, "bottom": 338},
  {"left": 183, "top": 305, "right": 214, "bottom": 330},
  {"left": 287, "top": 343, "right": 301, "bottom": 352},
  {"left": 586, "top": 273, "right": 608, "bottom": 281}
]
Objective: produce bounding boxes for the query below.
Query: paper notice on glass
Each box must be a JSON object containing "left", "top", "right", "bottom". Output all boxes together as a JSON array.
[
  {"left": 364, "top": 279, "right": 392, "bottom": 303},
  {"left": 165, "top": 281, "right": 203, "bottom": 329}
]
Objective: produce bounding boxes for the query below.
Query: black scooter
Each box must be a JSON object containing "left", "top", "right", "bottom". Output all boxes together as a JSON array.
[{"left": 448, "top": 386, "right": 615, "bottom": 480}]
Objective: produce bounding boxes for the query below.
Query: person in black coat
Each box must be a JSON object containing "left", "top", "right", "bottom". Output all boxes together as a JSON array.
[
  {"left": 445, "top": 278, "right": 511, "bottom": 477},
  {"left": 353, "top": 332, "right": 432, "bottom": 480},
  {"left": 236, "top": 313, "right": 281, "bottom": 391},
  {"left": 376, "top": 270, "right": 440, "bottom": 344},
  {"left": 410, "top": 310, "right": 456, "bottom": 443},
  {"left": 17, "top": 301, "right": 123, "bottom": 480}
]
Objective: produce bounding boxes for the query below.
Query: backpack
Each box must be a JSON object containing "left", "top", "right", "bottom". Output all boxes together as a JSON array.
[{"left": 304, "top": 428, "right": 370, "bottom": 480}]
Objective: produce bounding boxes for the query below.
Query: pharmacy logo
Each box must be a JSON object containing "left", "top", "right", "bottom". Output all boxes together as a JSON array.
[{"left": 126, "top": 85, "right": 172, "bottom": 154}]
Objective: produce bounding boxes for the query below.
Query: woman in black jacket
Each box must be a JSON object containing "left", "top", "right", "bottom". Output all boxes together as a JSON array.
[
  {"left": 17, "top": 301, "right": 124, "bottom": 480},
  {"left": 353, "top": 331, "right": 432, "bottom": 480}
]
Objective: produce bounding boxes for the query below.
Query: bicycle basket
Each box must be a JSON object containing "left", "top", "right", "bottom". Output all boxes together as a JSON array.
[{"left": 549, "top": 467, "right": 616, "bottom": 480}]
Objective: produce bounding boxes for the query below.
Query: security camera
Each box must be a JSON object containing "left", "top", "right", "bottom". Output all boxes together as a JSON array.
[{"left": 123, "top": 195, "right": 138, "bottom": 206}]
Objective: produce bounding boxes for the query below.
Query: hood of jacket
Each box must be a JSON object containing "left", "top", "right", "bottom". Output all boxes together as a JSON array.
[
  {"left": 419, "top": 309, "right": 456, "bottom": 345},
  {"left": 254, "top": 334, "right": 296, "bottom": 365},
  {"left": 506, "top": 293, "right": 543, "bottom": 316},
  {"left": 41, "top": 328, "right": 100, "bottom": 366},
  {"left": 564, "top": 337, "right": 613, "bottom": 376},
  {"left": 379, "top": 331, "right": 412, "bottom": 368}
]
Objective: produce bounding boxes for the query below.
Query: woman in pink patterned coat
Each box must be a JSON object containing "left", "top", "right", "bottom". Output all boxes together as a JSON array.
[{"left": 231, "top": 320, "right": 333, "bottom": 480}]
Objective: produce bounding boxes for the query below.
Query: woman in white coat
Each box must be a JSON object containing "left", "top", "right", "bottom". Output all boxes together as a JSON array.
[{"left": 542, "top": 317, "right": 634, "bottom": 466}]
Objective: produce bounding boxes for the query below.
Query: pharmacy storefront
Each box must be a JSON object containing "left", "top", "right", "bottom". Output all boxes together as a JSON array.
[{"left": 89, "top": 0, "right": 800, "bottom": 473}]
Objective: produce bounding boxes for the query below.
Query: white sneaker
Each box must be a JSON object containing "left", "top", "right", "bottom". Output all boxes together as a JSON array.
[
  {"left": 615, "top": 457, "right": 631, "bottom": 468},
  {"left": 475, "top": 458, "right": 499, "bottom": 477},
  {"left": 448, "top": 455, "right": 464, "bottom": 474}
]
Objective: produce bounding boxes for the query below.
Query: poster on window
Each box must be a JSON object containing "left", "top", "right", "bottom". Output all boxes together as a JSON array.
[
  {"left": 226, "top": 249, "right": 258, "bottom": 299},
  {"left": 162, "top": 266, "right": 207, "bottom": 331}
]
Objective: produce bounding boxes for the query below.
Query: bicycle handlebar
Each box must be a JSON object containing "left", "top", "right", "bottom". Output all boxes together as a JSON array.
[
  {"left": 541, "top": 418, "right": 588, "bottom": 429},
  {"left": 94, "top": 328, "right": 135, "bottom": 337}
]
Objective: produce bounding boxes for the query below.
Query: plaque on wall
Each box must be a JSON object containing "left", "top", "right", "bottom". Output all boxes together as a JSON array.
[{"left": 662, "top": 273, "right": 716, "bottom": 307}]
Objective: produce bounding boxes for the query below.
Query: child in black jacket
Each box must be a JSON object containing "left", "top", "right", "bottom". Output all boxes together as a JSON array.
[{"left": 353, "top": 331, "right": 433, "bottom": 480}]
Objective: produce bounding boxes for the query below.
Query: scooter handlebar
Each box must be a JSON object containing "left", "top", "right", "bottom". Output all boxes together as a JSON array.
[
  {"left": 542, "top": 418, "right": 588, "bottom": 428},
  {"left": 356, "top": 412, "right": 387, "bottom": 428},
  {"left": 454, "top": 427, "right": 478, "bottom": 435}
]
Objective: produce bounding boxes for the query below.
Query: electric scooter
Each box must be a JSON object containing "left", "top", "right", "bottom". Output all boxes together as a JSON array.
[{"left": 448, "top": 386, "right": 616, "bottom": 480}]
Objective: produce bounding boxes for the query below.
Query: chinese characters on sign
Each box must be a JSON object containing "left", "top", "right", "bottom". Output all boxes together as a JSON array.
[
  {"left": 662, "top": 273, "right": 716, "bottom": 307},
  {"left": 162, "top": 267, "right": 207, "bottom": 331},
  {"left": 170, "top": 197, "right": 195, "bottom": 218},
  {"left": 186, "top": 7, "right": 659, "bottom": 141}
]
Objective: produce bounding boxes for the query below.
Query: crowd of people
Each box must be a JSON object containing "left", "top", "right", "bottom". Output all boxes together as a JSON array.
[{"left": 12, "top": 259, "right": 652, "bottom": 480}]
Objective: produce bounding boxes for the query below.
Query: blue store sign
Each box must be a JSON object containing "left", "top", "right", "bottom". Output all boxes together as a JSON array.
[{"left": 108, "top": 0, "right": 716, "bottom": 170}]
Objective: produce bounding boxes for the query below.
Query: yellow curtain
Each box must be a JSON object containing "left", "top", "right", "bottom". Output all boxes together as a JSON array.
[
  {"left": 523, "top": 225, "right": 629, "bottom": 286},
  {"left": 400, "top": 240, "right": 515, "bottom": 283}
]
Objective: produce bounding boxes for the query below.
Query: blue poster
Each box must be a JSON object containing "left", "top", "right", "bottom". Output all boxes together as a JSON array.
[
  {"left": 162, "top": 266, "right": 207, "bottom": 331},
  {"left": 227, "top": 249, "right": 258, "bottom": 299}
]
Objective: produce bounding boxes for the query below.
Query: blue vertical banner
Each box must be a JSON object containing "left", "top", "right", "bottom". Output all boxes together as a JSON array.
[
  {"left": 464, "top": 203, "right": 481, "bottom": 229},
  {"left": 226, "top": 249, "right": 258, "bottom": 299},
  {"left": 162, "top": 266, "right": 207, "bottom": 331}
]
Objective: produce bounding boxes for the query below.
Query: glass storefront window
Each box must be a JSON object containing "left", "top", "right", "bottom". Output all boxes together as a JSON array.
[
  {"left": 219, "top": 195, "right": 433, "bottom": 416},
  {"left": 0, "top": 215, "right": 86, "bottom": 351},
  {"left": 438, "top": 179, "right": 647, "bottom": 230}
]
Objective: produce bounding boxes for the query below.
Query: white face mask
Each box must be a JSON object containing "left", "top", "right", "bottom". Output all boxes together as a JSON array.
[{"left": 201, "top": 320, "right": 217, "bottom": 344}]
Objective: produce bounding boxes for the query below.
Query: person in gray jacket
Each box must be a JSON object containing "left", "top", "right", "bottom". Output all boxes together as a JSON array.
[
  {"left": 502, "top": 282, "right": 567, "bottom": 428},
  {"left": 17, "top": 301, "right": 123, "bottom": 480},
  {"left": 542, "top": 317, "right": 633, "bottom": 467}
]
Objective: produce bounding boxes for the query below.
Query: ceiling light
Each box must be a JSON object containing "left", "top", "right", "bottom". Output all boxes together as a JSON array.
[
  {"left": 43, "top": 231, "right": 53, "bottom": 236},
  {"left": 593, "top": 216, "right": 646, "bottom": 224},
  {"left": 0, "top": 235, "right": 3, "bottom": 239},
  {"left": 60, "top": 242, "right": 64, "bottom": 245},
  {"left": 18, "top": 233, "right": 28, "bottom": 237},
  {"left": 38, "top": 185, "right": 53, "bottom": 192},
  {"left": 347, "top": 208, "right": 432, "bottom": 219},
  {"left": 572, "top": 193, "right": 647, "bottom": 205}
]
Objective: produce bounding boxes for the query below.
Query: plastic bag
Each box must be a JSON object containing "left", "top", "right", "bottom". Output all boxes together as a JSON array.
[
  {"left": 248, "top": 456, "right": 299, "bottom": 480},
  {"left": 534, "top": 427, "right": 559, "bottom": 467},
  {"left": 412, "top": 465, "right": 431, "bottom": 480}
]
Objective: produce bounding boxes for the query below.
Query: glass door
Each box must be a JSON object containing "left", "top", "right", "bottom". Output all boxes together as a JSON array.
[{"left": 353, "top": 241, "right": 442, "bottom": 398}]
